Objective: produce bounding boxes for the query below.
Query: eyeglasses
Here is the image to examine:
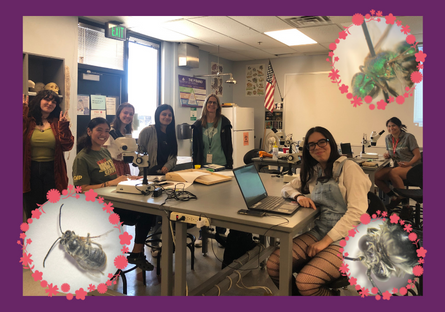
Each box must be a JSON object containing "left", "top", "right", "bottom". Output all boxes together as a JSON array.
[
  {"left": 207, "top": 101, "right": 218, "bottom": 105},
  {"left": 306, "top": 139, "right": 329, "bottom": 150}
]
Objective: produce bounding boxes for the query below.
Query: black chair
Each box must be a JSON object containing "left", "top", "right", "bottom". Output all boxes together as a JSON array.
[
  {"left": 393, "top": 163, "right": 423, "bottom": 229},
  {"left": 145, "top": 222, "right": 196, "bottom": 276}
]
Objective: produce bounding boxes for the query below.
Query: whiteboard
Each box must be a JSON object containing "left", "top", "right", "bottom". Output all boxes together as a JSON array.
[{"left": 283, "top": 72, "right": 423, "bottom": 153}]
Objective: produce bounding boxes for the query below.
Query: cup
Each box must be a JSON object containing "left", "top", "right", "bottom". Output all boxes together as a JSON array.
[{"left": 283, "top": 147, "right": 289, "bottom": 153}]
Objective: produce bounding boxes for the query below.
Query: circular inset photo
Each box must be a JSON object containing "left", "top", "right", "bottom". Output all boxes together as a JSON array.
[
  {"left": 24, "top": 193, "right": 122, "bottom": 294},
  {"left": 342, "top": 218, "right": 419, "bottom": 295}
]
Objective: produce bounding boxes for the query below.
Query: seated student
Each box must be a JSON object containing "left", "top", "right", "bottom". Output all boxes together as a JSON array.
[
  {"left": 375, "top": 117, "right": 421, "bottom": 209},
  {"left": 73, "top": 117, "right": 155, "bottom": 270},
  {"left": 266, "top": 126, "right": 371, "bottom": 295}
]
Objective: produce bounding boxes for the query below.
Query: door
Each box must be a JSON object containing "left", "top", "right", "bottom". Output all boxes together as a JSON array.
[{"left": 77, "top": 64, "right": 125, "bottom": 153}]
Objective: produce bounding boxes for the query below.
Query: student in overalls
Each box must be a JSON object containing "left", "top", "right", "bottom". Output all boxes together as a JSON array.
[{"left": 266, "top": 126, "right": 371, "bottom": 296}]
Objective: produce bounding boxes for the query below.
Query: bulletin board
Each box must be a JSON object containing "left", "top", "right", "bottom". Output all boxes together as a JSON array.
[{"left": 283, "top": 72, "right": 423, "bottom": 149}]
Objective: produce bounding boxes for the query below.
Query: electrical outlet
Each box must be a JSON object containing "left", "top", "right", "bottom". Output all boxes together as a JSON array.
[{"left": 170, "top": 212, "right": 210, "bottom": 227}]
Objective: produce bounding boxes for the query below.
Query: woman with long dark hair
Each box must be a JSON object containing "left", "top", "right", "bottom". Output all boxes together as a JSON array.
[
  {"left": 73, "top": 118, "right": 154, "bottom": 270},
  {"left": 138, "top": 104, "right": 178, "bottom": 175},
  {"left": 267, "top": 127, "right": 371, "bottom": 296},
  {"left": 375, "top": 117, "right": 421, "bottom": 209},
  {"left": 23, "top": 91, "right": 74, "bottom": 219},
  {"left": 104, "top": 103, "right": 135, "bottom": 175}
]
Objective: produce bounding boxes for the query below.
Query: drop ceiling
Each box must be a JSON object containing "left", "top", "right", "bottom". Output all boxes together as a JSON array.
[{"left": 82, "top": 16, "right": 423, "bottom": 62}]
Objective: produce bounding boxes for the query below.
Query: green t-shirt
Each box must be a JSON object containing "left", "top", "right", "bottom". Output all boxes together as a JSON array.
[
  {"left": 202, "top": 121, "right": 226, "bottom": 166},
  {"left": 73, "top": 148, "right": 117, "bottom": 186},
  {"left": 30, "top": 128, "right": 55, "bottom": 161}
]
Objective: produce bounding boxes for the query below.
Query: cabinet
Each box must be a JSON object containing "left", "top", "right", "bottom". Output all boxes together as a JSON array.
[
  {"left": 23, "top": 53, "right": 65, "bottom": 108},
  {"left": 265, "top": 109, "right": 283, "bottom": 130}
]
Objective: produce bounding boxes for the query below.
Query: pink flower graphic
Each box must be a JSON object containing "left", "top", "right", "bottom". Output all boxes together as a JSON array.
[
  {"left": 417, "top": 63, "right": 424, "bottom": 70},
  {"left": 47, "top": 189, "right": 61, "bottom": 203},
  {"left": 339, "top": 84, "right": 348, "bottom": 94},
  {"left": 404, "top": 223, "right": 413, "bottom": 233},
  {"left": 20, "top": 233, "right": 26, "bottom": 240},
  {"left": 103, "top": 202, "right": 114, "bottom": 214},
  {"left": 20, "top": 252, "right": 33, "bottom": 267},
  {"left": 348, "top": 228, "right": 356, "bottom": 238},
  {"left": 371, "top": 287, "right": 379, "bottom": 294},
  {"left": 413, "top": 265, "right": 424, "bottom": 276},
  {"left": 75, "top": 288, "right": 87, "bottom": 300},
  {"left": 392, "top": 287, "right": 398, "bottom": 294},
  {"left": 399, "top": 287, "right": 407, "bottom": 295},
  {"left": 418, "top": 258, "right": 424, "bottom": 264},
  {"left": 97, "top": 283, "right": 108, "bottom": 294},
  {"left": 61, "top": 283, "right": 70, "bottom": 292},
  {"left": 411, "top": 71, "right": 423, "bottom": 84},
  {"left": 377, "top": 99, "right": 387, "bottom": 110},
  {"left": 399, "top": 219, "right": 405, "bottom": 225},
  {"left": 351, "top": 95, "right": 362, "bottom": 108},
  {"left": 338, "top": 31, "right": 347, "bottom": 40},
  {"left": 339, "top": 239, "right": 347, "bottom": 247},
  {"left": 360, "top": 287, "right": 369, "bottom": 297},
  {"left": 396, "top": 20, "right": 402, "bottom": 26},
  {"left": 66, "top": 293, "right": 74, "bottom": 300},
  {"left": 45, "top": 283, "right": 59, "bottom": 297},
  {"left": 416, "top": 247, "right": 427, "bottom": 258},
  {"left": 108, "top": 273, "right": 114, "bottom": 279},
  {"left": 114, "top": 255, "right": 129, "bottom": 270},
  {"left": 339, "top": 263, "right": 349, "bottom": 274},
  {"left": 88, "top": 284, "right": 96, "bottom": 292},
  {"left": 41, "top": 280, "right": 48, "bottom": 288},
  {"left": 121, "top": 246, "right": 129, "bottom": 254},
  {"left": 349, "top": 277, "right": 357, "bottom": 285},
  {"left": 62, "top": 189, "right": 69, "bottom": 196},
  {"left": 360, "top": 213, "right": 371, "bottom": 225},
  {"left": 385, "top": 13, "right": 396, "bottom": 25},
  {"left": 352, "top": 13, "right": 364, "bottom": 26},
  {"left": 106, "top": 280, "right": 112, "bottom": 286},
  {"left": 32, "top": 270, "right": 43, "bottom": 282},
  {"left": 382, "top": 211, "right": 388, "bottom": 217},
  {"left": 364, "top": 95, "right": 372, "bottom": 104},
  {"left": 31, "top": 208, "right": 42, "bottom": 219},
  {"left": 85, "top": 189, "right": 98, "bottom": 202},
  {"left": 415, "top": 50, "right": 427, "bottom": 63},
  {"left": 390, "top": 213, "right": 400, "bottom": 224},
  {"left": 329, "top": 43, "right": 337, "bottom": 51},
  {"left": 370, "top": 9, "right": 375, "bottom": 15},
  {"left": 382, "top": 290, "right": 392, "bottom": 300},
  {"left": 26, "top": 238, "right": 32, "bottom": 245},
  {"left": 328, "top": 69, "right": 340, "bottom": 81},
  {"left": 98, "top": 196, "right": 104, "bottom": 204},
  {"left": 408, "top": 232, "right": 417, "bottom": 241},
  {"left": 401, "top": 25, "right": 410, "bottom": 35},
  {"left": 406, "top": 34, "right": 416, "bottom": 45},
  {"left": 396, "top": 95, "right": 405, "bottom": 104},
  {"left": 109, "top": 213, "right": 121, "bottom": 225},
  {"left": 75, "top": 186, "right": 82, "bottom": 193},
  {"left": 20, "top": 223, "right": 29, "bottom": 232}
]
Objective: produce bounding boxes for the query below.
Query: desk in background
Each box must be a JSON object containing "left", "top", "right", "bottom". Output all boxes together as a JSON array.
[{"left": 252, "top": 157, "right": 300, "bottom": 173}]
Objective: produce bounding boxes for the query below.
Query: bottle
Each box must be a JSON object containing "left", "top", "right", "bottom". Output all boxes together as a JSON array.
[{"left": 272, "top": 144, "right": 278, "bottom": 160}]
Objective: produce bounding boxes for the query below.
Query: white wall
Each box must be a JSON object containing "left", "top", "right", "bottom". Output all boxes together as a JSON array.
[
  {"left": 23, "top": 16, "right": 79, "bottom": 186},
  {"left": 232, "top": 54, "right": 423, "bottom": 152}
]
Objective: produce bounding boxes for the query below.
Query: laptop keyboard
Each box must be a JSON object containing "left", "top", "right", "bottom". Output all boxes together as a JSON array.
[{"left": 256, "top": 196, "right": 285, "bottom": 210}]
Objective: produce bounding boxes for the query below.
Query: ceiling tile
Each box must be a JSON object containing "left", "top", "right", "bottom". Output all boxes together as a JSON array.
[
  {"left": 229, "top": 16, "right": 293, "bottom": 32},
  {"left": 297, "top": 25, "right": 343, "bottom": 43}
]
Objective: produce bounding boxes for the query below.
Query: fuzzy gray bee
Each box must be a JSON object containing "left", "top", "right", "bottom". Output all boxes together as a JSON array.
[
  {"left": 43, "top": 204, "right": 110, "bottom": 273},
  {"left": 345, "top": 219, "right": 419, "bottom": 295}
]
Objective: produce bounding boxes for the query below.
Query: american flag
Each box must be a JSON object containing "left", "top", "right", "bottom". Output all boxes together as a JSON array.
[{"left": 264, "top": 61, "right": 276, "bottom": 112}]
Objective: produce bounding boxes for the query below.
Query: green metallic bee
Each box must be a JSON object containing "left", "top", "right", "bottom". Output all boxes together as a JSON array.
[{"left": 351, "top": 25, "right": 419, "bottom": 102}]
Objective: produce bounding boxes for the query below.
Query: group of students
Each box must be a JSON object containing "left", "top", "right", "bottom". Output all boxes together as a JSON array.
[{"left": 23, "top": 89, "right": 421, "bottom": 295}]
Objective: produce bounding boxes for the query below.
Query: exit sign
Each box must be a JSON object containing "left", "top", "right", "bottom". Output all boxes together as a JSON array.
[{"left": 105, "top": 22, "right": 127, "bottom": 41}]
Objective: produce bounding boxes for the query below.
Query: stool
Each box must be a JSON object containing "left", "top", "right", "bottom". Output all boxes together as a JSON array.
[
  {"left": 145, "top": 231, "right": 196, "bottom": 276},
  {"left": 110, "top": 266, "right": 147, "bottom": 295}
]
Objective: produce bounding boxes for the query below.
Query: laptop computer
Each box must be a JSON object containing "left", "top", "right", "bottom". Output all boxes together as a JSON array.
[{"left": 233, "top": 164, "right": 300, "bottom": 215}]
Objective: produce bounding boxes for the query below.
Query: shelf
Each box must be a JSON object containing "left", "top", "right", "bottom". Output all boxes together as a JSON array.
[{"left": 28, "top": 91, "right": 63, "bottom": 98}]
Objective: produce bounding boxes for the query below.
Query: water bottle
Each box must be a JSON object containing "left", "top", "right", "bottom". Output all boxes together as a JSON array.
[{"left": 272, "top": 144, "right": 279, "bottom": 160}]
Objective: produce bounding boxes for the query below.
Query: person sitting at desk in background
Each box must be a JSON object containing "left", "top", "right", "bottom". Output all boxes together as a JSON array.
[
  {"left": 374, "top": 117, "right": 421, "bottom": 210},
  {"left": 73, "top": 117, "right": 155, "bottom": 271},
  {"left": 267, "top": 126, "right": 371, "bottom": 296},
  {"left": 103, "top": 102, "right": 135, "bottom": 176},
  {"left": 138, "top": 104, "right": 178, "bottom": 175},
  {"left": 23, "top": 91, "right": 74, "bottom": 220}
]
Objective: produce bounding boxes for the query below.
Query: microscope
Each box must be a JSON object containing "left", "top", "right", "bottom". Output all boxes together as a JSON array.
[
  {"left": 114, "top": 137, "right": 152, "bottom": 194},
  {"left": 361, "top": 130, "right": 385, "bottom": 159}
]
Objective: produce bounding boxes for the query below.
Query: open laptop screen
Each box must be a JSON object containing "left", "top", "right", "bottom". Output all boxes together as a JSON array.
[{"left": 233, "top": 164, "right": 268, "bottom": 207}]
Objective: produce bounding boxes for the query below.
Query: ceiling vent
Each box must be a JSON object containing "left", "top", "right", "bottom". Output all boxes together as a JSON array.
[{"left": 285, "top": 16, "right": 333, "bottom": 28}]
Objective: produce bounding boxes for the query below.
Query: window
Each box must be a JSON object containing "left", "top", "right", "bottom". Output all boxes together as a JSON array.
[
  {"left": 127, "top": 36, "right": 160, "bottom": 138},
  {"left": 78, "top": 23, "right": 124, "bottom": 70},
  {"left": 413, "top": 45, "right": 423, "bottom": 127}
]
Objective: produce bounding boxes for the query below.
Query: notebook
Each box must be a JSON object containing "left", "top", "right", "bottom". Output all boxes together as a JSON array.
[{"left": 233, "top": 164, "right": 299, "bottom": 215}]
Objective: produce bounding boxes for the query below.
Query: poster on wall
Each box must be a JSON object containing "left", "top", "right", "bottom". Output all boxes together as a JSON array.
[
  {"left": 211, "top": 62, "right": 223, "bottom": 96},
  {"left": 179, "top": 75, "right": 207, "bottom": 107},
  {"left": 245, "top": 64, "right": 265, "bottom": 96},
  {"left": 91, "top": 95, "right": 106, "bottom": 110},
  {"left": 77, "top": 95, "right": 90, "bottom": 115},
  {"left": 91, "top": 110, "right": 106, "bottom": 119},
  {"left": 106, "top": 97, "right": 116, "bottom": 115}
]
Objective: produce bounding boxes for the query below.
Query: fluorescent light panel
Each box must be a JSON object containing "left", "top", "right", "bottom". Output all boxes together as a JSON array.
[{"left": 264, "top": 29, "right": 316, "bottom": 46}]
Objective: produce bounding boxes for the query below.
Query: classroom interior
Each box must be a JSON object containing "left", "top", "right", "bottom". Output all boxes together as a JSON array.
[{"left": 22, "top": 15, "right": 423, "bottom": 297}]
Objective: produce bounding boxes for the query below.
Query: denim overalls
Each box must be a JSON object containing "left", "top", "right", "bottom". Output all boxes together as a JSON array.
[{"left": 306, "top": 160, "right": 348, "bottom": 245}]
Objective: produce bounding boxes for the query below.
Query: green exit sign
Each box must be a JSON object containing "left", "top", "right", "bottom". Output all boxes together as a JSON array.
[{"left": 105, "top": 22, "right": 127, "bottom": 41}]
